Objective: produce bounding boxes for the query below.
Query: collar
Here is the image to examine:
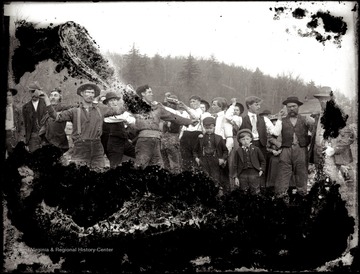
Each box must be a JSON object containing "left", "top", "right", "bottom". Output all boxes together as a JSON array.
[{"left": 248, "top": 112, "right": 256, "bottom": 117}]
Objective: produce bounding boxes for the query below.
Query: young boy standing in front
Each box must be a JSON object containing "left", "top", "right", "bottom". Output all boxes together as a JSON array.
[
  {"left": 233, "top": 129, "right": 265, "bottom": 195},
  {"left": 194, "top": 117, "right": 228, "bottom": 188}
]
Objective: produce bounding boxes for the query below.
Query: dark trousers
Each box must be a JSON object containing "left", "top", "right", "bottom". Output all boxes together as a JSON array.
[
  {"left": 199, "top": 155, "right": 221, "bottom": 184},
  {"left": 106, "top": 136, "right": 135, "bottom": 168},
  {"left": 28, "top": 132, "right": 42, "bottom": 153},
  {"left": 72, "top": 139, "right": 105, "bottom": 169},
  {"left": 275, "top": 144, "right": 308, "bottom": 196},
  {"left": 180, "top": 131, "right": 202, "bottom": 171},
  {"left": 135, "top": 137, "right": 163, "bottom": 169},
  {"left": 6, "top": 130, "right": 18, "bottom": 155},
  {"left": 252, "top": 140, "right": 267, "bottom": 188},
  {"left": 239, "top": 168, "right": 261, "bottom": 195}
]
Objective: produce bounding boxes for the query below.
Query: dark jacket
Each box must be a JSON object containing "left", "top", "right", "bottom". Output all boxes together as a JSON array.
[
  {"left": 233, "top": 144, "right": 265, "bottom": 177},
  {"left": 332, "top": 126, "right": 354, "bottom": 165},
  {"left": 6, "top": 104, "right": 25, "bottom": 143},
  {"left": 40, "top": 104, "right": 73, "bottom": 150},
  {"left": 240, "top": 115, "right": 267, "bottom": 146},
  {"left": 193, "top": 133, "right": 228, "bottom": 160},
  {"left": 22, "top": 99, "right": 49, "bottom": 144}
]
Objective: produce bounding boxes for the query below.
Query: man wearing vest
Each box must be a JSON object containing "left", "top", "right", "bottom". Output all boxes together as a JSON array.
[
  {"left": 44, "top": 83, "right": 125, "bottom": 170},
  {"left": 239, "top": 96, "right": 282, "bottom": 190},
  {"left": 275, "top": 96, "right": 315, "bottom": 197}
]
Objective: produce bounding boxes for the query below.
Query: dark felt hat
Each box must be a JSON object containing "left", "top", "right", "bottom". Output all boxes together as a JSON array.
[
  {"left": 103, "top": 92, "right": 120, "bottom": 105},
  {"left": 203, "top": 116, "right": 216, "bottom": 126},
  {"left": 282, "top": 96, "right": 303, "bottom": 106},
  {"left": 28, "top": 82, "right": 42, "bottom": 91},
  {"left": 8, "top": 88, "right": 18, "bottom": 96},
  {"left": 77, "top": 83, "right": 101, "bottom": 97},
  {"left": 259, "top": 109, "right": 271, "bottom": 116},
  {"left": 237, "top": 128, "right": 253, "bottom": 140},
  {"left": 235, "top": 102, "right": 245, "bottom": 115}
]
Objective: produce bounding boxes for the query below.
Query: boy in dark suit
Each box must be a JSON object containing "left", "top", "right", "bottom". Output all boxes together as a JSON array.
[
  {"left": 233, "top": 129, "right": 266, "bottom": 195},
  {"left": 194, "top": 117, "right": 228, "bottom": 188}
]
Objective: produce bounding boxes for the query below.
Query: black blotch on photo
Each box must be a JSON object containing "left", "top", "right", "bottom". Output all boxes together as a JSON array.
[
  {"left": 320, "top": 94, "right": 348, "bottom": 140},
  {"left": 292, "top": 8, "right": 307, "bottom": 19}
]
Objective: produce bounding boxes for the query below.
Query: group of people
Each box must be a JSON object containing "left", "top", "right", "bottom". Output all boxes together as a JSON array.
[{"left": 5, "top": 82, "right": 355, "bottom": 198}]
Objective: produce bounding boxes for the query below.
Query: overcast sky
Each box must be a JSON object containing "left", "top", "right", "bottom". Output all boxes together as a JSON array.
[{"left": 4, "top": 1, "right": 358, "bottom": 99}]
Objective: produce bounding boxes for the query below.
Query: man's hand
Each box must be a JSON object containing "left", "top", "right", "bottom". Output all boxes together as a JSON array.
[
  {"left": 191, "top": 119, "right": 199, "bottom": 126},
  {"left": 234, "top": 177, "right": 239, "bottom": 186},
  {"left": 39, "top": 91, "right": 51, "bottom": 106},
  {"left": 195, "top": 157, "right": 200, "bottom": 166},
  {"left": 219, "top": 158, "right": 225, "bottom": 166},
  {"left": 259, "top": 170, "right": 263, "bottom": 177},
  {"left": 324, "top": 145, "right": 335, "bottom": 157}
]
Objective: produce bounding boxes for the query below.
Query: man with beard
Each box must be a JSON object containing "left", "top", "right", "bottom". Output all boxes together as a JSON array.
[
  {"left": 44, "top": 83, "right": 125, "bottom": 169},
  {"left": 39, "top": 88, "right": 74, "bottom": 153},
  {"left": 274, "top": 96, "right": 315, "bottom": 197},
  {"left": 22, "top": 82, "right": 53, "bottom": 153}
]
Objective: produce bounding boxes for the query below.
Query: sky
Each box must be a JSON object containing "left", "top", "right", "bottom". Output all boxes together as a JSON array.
[{"left": 4, "top": 1, "right": 358, "bottom": 99}]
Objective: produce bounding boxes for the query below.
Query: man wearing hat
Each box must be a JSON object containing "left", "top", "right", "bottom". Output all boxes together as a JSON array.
[
  {"left": 6, "top": 88, "right": 24, "bottom": 156},
  {"left": 239, "top": 96, "right": 282, "bottom": 190},
  {"left": 133, "top": 84, "right": 195, "bottom": 169},
  {"left": 275, "top": 96, "right": 315, "bottom": 197},
  {"left": 233, "top": 128, "right": 266, "bottom": 195},
  {"left": 259, "top": 109, "right": 272, "bottom": 118},
  {"left": 177, "top": 95, "right": 211, "bottom": 171},
  {"left": 39, "top": 88, "right": 74, "bottom": 153},
  {"left": 45, "top": 83, "right": 125, "bottom": 169},
  {"left": 22, "top": 82, "right": 52, "bottom": 153},
  {"left": 193, "top": 116, "right": 228, "bottom": 188},
  {"left": 102, "top": 91, "right": 136, "bottom": 168}
]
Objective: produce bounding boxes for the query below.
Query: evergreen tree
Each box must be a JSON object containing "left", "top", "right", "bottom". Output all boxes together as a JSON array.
[
  {"left": 122, "top": 44, "right": 144, "bottom": 87},
  {"left": 178, "top": 54, "right": 201, "bottom": 93}
]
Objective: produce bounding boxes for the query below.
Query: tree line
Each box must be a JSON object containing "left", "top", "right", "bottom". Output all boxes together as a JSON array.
[{"left": 106, "top": 45, "right": 337, "bottom": 114}]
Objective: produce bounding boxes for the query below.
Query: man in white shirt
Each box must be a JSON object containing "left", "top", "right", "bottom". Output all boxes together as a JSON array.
[
  {"left": 177, "top": 95, "right": 211, "bottom": 171},
  {"left": 239, "top": 96, "right": 282, "bottom": 190}
]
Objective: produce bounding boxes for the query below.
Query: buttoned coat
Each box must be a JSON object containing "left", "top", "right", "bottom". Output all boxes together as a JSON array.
[
  {"left": 22, "top": 99, "right": 48, "bottom": 144},
  {"left": 193, "top": 133, "right": 228, "bottom": 160},
  {"left": 233, "top": 144, "right": 266, "bottom": 178}
]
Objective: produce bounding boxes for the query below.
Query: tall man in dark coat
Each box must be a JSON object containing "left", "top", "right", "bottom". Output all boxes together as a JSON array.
[
  {"left": 6, "top": 88, "right": 24, "bottom": 156},
  {"left": 39, "top": 88, "right": 73, "bottom": 153},
  {"left": 22, "top": 82, "right": 52, "bottom": 153}
]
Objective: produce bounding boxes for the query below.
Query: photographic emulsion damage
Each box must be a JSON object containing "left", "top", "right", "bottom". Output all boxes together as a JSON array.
[{"left": 1, "top": 2, "right": 358, "bottom": 272}]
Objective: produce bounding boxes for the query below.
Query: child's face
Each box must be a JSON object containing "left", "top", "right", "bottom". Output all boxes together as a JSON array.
[
  {"left": 204, "top": 124, "right": 215, "bottom": 134},
  {"left": 234, "top": 106, "right": 241, "bottom": 116},
  {"left": 239, "top": 134, "right": 252, "bottom": 147}
]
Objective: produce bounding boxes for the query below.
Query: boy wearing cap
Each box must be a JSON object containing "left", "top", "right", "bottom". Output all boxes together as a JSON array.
[
  {"left": 233, "top": 129, "right": 266, "bottom": 195},
  {"left": 194, "top": 117, "right": 228, "bottom": 188},
  {"left": 6, "top": 88, "right": 24, "bottom": 156}
]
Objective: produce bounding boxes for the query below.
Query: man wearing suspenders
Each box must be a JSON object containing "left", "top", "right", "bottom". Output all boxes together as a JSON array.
[{"left": 44, "top": 83, "right": 124, "bottom": 169}]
